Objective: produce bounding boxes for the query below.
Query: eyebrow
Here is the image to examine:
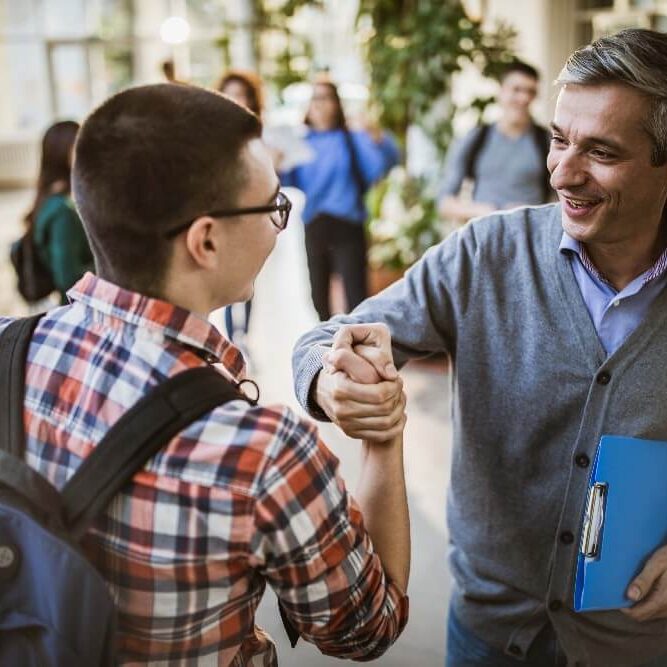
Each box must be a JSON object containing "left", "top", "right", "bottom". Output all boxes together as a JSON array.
[{"left": 550, "top": 122, "right": 625, "bottom": 153}]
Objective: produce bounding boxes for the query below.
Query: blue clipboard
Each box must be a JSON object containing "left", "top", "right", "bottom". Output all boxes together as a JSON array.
[{"left": 574, "top": 435, "right": 667, "bottom": 612}]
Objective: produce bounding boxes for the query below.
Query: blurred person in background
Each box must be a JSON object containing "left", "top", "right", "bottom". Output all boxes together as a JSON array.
[
  {"left": 161, "top": 59, "right": 176, "bottom": 82},
  {"left": 25, "top": 120, "right": 93, "bottom": 305},
  {"left": 438, "top": 60, "right": 552, "bottom": 224},
  {"left": 280, "top": 80, "right": 400, "bottom": 321},
  {"left": 217, "top": 70, "right": 264, "bottom": 352}
]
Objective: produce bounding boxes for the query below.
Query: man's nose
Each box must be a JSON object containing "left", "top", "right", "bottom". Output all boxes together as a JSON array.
[
  {"left": 517, "top": 92, "right": 533, "bottom": 105},
  {"left": 549, "top": 148, "right": 587, "bottom": 190}
]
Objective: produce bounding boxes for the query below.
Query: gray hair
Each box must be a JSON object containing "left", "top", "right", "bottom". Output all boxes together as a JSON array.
[{"left": 557, "top": 28, "right": 667, "bottom": 166}]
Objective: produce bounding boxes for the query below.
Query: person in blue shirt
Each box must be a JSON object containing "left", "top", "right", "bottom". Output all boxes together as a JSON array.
[{"left": 281, "top": 81, "right": 400, "bottom": 321}]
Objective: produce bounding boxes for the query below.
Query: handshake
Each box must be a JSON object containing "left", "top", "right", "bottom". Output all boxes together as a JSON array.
[{"left": 315, "top": 323, "right": 406, "bottom": 443}]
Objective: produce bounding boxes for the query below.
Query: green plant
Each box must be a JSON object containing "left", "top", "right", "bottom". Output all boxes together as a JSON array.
[
  {"left": 357, "top": 0, "right": 516, "bottom": 157},
  {"left": 252, "top": 0, "right": 321, "bottom": 91},
  {"left": 366, "top": 167, "right": 442, "bottom": 271}
]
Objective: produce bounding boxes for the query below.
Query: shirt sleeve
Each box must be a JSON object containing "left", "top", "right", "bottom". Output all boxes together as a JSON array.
[
  {"left": 292, "top": 224, "right": 477, "bottom": 415},
  {"left": 279, "top": 166, "right": 299, "bottom": 189},
  {"left": 351, "top": 131, "right": 400, "bottom": 186},
  {"left": 437, "top": 129, "right": 479, "bottom": 201},
  {"left": 250, "top": 410, "right": 409, "bottom": 660}
]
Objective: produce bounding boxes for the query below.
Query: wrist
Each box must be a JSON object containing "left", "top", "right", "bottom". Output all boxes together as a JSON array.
[{"left": 362, "top": 434, "right": 404, "bottom": 455}]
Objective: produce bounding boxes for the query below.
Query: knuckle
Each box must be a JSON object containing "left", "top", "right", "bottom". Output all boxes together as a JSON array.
[
  {"left": 372, "top": 322, "right": 390, "bottom": 337},
  {"left": 328, "top": 349, "right": 346, "bottom": 365},
  {"left": 331, "top": 386, "right": 344, "bottom": 401},
  {"left": 379, "top": 386, "right": 396, "bottom": 403}
]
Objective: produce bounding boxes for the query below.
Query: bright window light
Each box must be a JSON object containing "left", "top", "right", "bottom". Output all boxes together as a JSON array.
[{"left": 160, "top": 16, "right": 190, "bottom": 45}]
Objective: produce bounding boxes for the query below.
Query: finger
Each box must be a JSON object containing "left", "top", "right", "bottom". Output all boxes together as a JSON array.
[
  {"left": 337, "top": 392, "right": 406, "bottom": 429},
  {"left": 627, "top": 546, "right": 667, "bottom": 606},
  {"left": 353, "top": 343, "right": 398, "bottom": 380},
  {"left": 332, "top": 383, "right": 404, "bottom": 418},
  {"left": 325, "top": 348, "right": 381, "bottom": 383},
  {"left": 342, "top": 413, "right": 407, "bottom": 443},
  {"left": 621, "top": 572, "right": 667, "bottom": 622},
  {"left": 333, "top": 392, "right": 406, "bottom": 440},
  {"left": 328, "top": 373, "right": 403, "bottom": 406},
  {"left": 332, "top": 324, "right": 397, "bottom": 379}
]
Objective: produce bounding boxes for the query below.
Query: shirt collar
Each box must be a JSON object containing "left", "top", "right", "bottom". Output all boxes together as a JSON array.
[
  {"left": 67, "top": 273, "right": 245, "bottom": 379},
  {"left": 559, "top": 232, "right": 667, "bottom": 287}
]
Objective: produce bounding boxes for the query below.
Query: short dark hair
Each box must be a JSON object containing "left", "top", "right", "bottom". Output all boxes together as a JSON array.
[
  {"left": 72, "top": 83, "right": 262, "bottom": 294},
  {"left": 499, "top": 60, "right": 540, "bottom": 83}
]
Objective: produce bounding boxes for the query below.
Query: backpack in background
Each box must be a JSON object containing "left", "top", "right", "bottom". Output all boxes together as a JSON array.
[
  {"left": 463, "top": 121, "right": 553, "bottom": 203},
  {"left": 0, "top": 316, "right": 252, "bottom": 665},
  {"left": 9, "top": 231, "right": 55, "bottom": 303}
]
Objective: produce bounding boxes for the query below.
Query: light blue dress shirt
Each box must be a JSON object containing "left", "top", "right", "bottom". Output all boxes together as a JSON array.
[{"left": 560, "top": 232, "right": 667, "bottom": 355}]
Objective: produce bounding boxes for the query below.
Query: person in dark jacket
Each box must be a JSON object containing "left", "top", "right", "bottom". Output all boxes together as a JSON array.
[{"left": 25, "top": 120, "right": 93, "bottom": 304}]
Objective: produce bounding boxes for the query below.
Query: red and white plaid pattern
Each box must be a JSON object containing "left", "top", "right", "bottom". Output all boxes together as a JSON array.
[{"left": 0, "top": 273, "right": 408, "bottom": 666}]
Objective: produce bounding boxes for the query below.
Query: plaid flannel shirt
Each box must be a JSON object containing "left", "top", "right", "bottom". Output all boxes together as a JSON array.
[{"left": 0, "top": 273, "right": 408, "bottom": 666}]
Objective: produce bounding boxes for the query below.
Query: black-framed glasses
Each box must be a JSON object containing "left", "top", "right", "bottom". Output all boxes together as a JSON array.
[{"left": 164, "top": 190, "right": 292, "bottom": 239}]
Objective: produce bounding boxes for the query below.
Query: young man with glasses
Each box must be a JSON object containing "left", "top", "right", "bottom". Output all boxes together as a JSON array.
[{"left": 0, "top": 84, "right": 409, "bottom": 665}]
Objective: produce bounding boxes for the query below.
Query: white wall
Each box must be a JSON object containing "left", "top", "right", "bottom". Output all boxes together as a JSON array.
[{"left": 480, "top": 0, "right": 578, "bottom": 123}]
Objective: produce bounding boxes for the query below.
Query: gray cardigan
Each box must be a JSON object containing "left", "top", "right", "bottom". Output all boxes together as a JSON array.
[{"left": 292, "top": 203, "right": 667, "bottom": 667}]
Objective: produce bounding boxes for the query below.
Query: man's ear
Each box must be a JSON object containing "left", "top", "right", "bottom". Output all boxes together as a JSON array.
[{"left": 184, "top": 216, "right": 220, "bottom": 269}]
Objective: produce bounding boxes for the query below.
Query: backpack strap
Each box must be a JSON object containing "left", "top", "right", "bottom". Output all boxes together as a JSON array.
[
  {"left": 463, "top": 123, "right": 491, "bottom": 182},
  {"left": 343, "top": 129, "right": 367, "bottom": 213},
  {"left": 61, "top": 366, "right": 248, "bottom": 541},
  {"left": 465, "top": 122, "right": 553, "bottom": 202},
  {"left": 0, "top": 315, "right": 45, "bottom": 459},
  {"left": 61, "top": 364, "right": 301, "bottom": 647}
]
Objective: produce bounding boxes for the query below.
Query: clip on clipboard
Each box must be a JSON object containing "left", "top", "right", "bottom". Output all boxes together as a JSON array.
[{"left": 580, "top": 482, "right": 607, "bottom": 559}]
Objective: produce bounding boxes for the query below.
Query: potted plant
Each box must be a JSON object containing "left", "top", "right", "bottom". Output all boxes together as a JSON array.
[
  {"left": 358, "top": 1, "right": 515, "bottom": 290},
  {"left": 366, "top": 166, "right": 442, "bottom": 294}
]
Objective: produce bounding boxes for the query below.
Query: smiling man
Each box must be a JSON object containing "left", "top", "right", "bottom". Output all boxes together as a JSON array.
[{"left": 292, "top": 29, "right": 667, "bottom": 666}]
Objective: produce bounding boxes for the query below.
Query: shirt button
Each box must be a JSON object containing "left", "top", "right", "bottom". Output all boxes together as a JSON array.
[
  {"left": 596, "top": 371, "right": 611, "bottom": 385},
  {"left": 575, "top": 454, "right": 590, "bottom": 468},
  {"left": 560, "top": 531, "right": 574, "bottom": 544},
  {"left": 0, "top": 545, "right": 16, "bottom": 569},
  {"left": 508, "top": 644, "right": 522, "bottom": 656},
  {"left": 613, "top": 299, "right": 620, "bottom": 307},
  {"left": 549, "top": 600, "right": 563, "bottom": 612}
]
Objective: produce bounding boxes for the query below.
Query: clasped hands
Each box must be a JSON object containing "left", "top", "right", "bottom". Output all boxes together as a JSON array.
[{"left": 315, "top": 323, "right": 406, "bottom": 443}]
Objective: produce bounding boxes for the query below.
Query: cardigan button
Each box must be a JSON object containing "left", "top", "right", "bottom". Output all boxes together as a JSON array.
[
  {"left": 560, "top": 531, "right": 575, "bottom": 545},
  {"left": 596, "top": 371, "right": 611, "bottom": 385},
  {"left": 508, "top": 644, "right": 522, "bottom": 656},
  {"left": 575, "top": 454, "right": 590, "bottom": 468}
]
